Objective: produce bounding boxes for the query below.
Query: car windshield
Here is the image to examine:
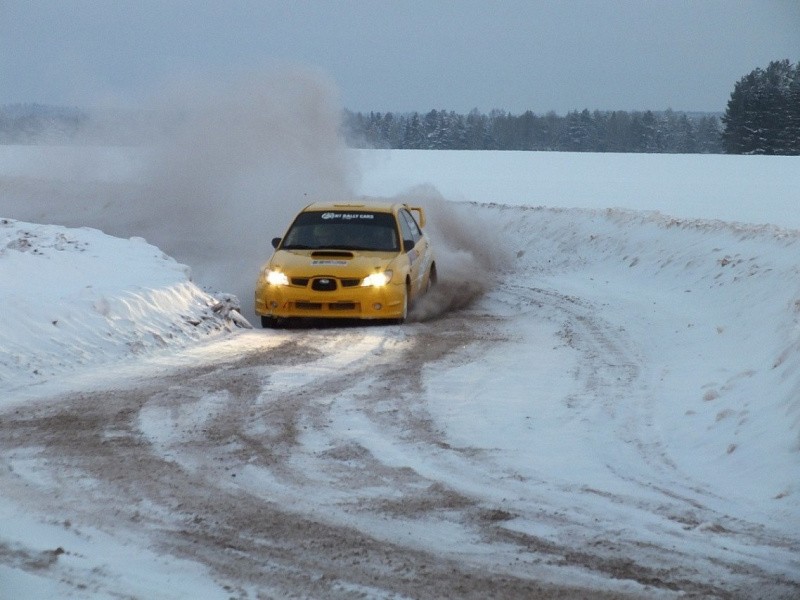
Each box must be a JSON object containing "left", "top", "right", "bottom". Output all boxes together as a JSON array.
[{"left": 280, "top": 211, "right": 400, "bottom": 251}]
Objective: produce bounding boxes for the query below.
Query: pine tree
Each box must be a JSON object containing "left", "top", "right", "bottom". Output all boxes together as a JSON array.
[
  {"left": 402, "top": 113, "right": 424, "bottom": 149},
  {"left": 722, "top": 60, "right": 799, "bottom": 155},
  {"left": 781, "top": 63, "right": 800, "bottom": 154}
]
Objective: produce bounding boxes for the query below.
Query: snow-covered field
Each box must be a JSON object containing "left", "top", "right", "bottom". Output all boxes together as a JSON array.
[{"left": 1, "top": 145, "right": 799, "bottom": 598}]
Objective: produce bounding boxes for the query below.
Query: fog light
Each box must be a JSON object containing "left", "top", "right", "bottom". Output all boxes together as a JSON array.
[
  {"left": 373, "top": 303, "right": 383, "bottom": 310},
  {"left": 270, "top": 301, "right": 278, "bottom": 308}
]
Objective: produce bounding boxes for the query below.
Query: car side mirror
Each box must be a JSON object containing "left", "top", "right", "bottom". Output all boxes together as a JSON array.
[
  {"left": 271, "top": 237, "right": 281, "bottom": 249},
  {"left": 403, "top": 239, "right": 415, "bottom": 252}
]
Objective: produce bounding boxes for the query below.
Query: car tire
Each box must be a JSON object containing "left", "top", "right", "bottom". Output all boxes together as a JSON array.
[
  {"left": 393, "top": 283, "right": 409, "bottom": 325},
  {"left": 261, "top": 316, "right": 279, "bottom": 328},
  {"left": 427, "top": 264, "right": 437, "bottom": 291}
]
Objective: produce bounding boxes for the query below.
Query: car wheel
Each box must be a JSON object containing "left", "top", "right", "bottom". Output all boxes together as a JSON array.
[
  {"left": 392, "top": 284, "right": 409, "bottom": 325},
  {"left": 261, "top": 316, "right": 279, "bottom": 328},
  {"left": 427, "top": 264, "right": 437, "bottom": 291}
]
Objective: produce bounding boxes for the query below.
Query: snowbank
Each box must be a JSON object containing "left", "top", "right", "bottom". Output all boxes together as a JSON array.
[
  {"left": 499, "top": 205, "right": 800, "bottom": 502},
  {"left": 0, "top": 219, "right": 247, "bottom": 391}
]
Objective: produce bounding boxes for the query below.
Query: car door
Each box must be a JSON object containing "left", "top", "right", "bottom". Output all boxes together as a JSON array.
[{"left": 398, "top": 209, "right": 429, "bottom": 297}]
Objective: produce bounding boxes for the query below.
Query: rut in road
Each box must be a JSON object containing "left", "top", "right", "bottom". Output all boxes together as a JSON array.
[
  {"left": 1, "top": 292, "right": 797, "bottom": 598},
  {"left": 0, "top": 316, "right": 642, "bottom": 599}
]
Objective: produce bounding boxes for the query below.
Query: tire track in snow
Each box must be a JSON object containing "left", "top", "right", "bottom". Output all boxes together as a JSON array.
[
  {"left": 1, "top": 287, "right": 797, "bottom": 598},
  {"left": 500, "top": 280, "right": 799, "bottom": 594},
  {"left": 1, "top": 326, "right": 643, "bottom": 599}
]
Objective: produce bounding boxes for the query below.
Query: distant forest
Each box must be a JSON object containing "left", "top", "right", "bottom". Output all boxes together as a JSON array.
[
  {"left": 0, "top": 103, "right": 723, "bottom": 154},
  {"left": 0, "top": 103, "right": 89, "bottom": 144},
  {"left": 344, "top": 109, "right": 723, "bottom": 153},
  {"left": 5, "top": 56, "right": 800, "bottom": 156}
]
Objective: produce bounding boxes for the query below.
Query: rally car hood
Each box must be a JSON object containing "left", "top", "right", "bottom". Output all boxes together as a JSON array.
[{"left": 269, "top": 249, "right": 397, "bottom": 277}]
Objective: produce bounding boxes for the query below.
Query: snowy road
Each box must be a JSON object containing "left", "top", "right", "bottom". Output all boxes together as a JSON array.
[{"left": 2, "top": 204, "right": 799, "bottom": 599}]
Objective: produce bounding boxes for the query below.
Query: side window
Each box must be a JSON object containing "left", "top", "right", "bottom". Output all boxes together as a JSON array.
[
  {"left": 400, "top": 210, "right": 422, "bottom": 242},
  {"left": 398, "top": 211, "right": 414, "bottom": 250}
]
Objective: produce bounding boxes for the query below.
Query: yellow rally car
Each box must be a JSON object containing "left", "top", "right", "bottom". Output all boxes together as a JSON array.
[{"left": 255, "top": 202, "right": 436, "bottom": 327}]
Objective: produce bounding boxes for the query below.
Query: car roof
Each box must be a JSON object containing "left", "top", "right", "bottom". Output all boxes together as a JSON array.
[{"left": 301, "top": 201, "right": 400, "bottom": 214}]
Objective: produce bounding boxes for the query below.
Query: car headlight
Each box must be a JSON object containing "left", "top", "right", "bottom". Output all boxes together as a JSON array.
[
  {"left": 265, "top": 269, "right": 289, "bottom": 286},
  {"left": 361, "top": 270, "right": 392, "bottom": 287}
]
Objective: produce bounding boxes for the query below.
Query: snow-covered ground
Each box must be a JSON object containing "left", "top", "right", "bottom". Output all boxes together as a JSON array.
[
  {"left": 357, "top": 148, "right": 800, "bottom": 229},
  {"left": 1, "top": 145, "right": 799, "bottom": 598},
  {"left": 0, "top": 219, "right": 249, "bottom": 390}
]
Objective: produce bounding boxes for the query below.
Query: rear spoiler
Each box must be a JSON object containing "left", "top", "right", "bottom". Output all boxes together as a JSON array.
[{"left": 407, "top": 205, "right": 426, "bottom": 228}]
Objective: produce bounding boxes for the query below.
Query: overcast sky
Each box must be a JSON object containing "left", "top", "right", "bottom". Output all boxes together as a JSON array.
[{"left": 2, "top": 0, "right": 798, "bottom": 114}]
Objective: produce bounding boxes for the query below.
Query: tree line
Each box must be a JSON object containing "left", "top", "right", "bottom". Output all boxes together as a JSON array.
[
  {"left": 3, "top": 59, "right": 798, "bottom": 155},
  {"left": 0, "top": 103, "right": 88, "bottom": 144},
  {"left": 344, "top": 108, "right": 723, "bottom": 153},
  {"left": 0, "top": 103, "right": 723, "bottom": 153}
]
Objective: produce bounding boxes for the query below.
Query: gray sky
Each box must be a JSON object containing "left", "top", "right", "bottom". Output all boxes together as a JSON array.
[{"left": 2, "top": 0, "right": 798, "bottom": 114}]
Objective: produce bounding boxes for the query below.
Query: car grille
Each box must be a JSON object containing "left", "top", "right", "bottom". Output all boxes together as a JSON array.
[
  {"left": 291, "top": 277, "right": 362, "bottom": 290},
  {"left": 311, "top": 278, "right": 337, "bottom": 291},
  {"left": 294, "top": 301, "right": 359, "bottom": 312},
  {"left": 329, "top": 302, "right": 356, "bottom": 311},
  {"left": 295, "top": 302, "right": 323, "bottom": 310}
]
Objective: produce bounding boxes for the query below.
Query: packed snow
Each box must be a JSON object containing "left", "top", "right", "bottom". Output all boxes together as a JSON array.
[
  {"left": 0, "top": 218, "right": 248, "bottom": 390},
  {"left": 1, "top": 144, "right": 799, "bottom": 598}
]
